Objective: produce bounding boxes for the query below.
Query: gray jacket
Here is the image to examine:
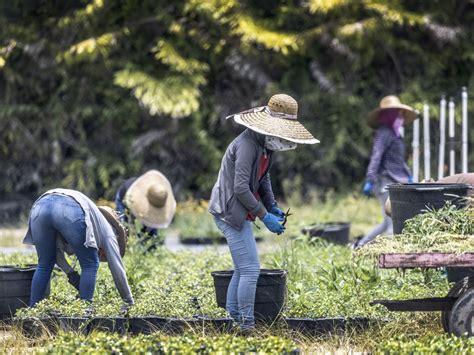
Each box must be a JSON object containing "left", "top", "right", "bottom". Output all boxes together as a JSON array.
[{"left": 209, "top": 129, "right": 276, "bottom": 230}]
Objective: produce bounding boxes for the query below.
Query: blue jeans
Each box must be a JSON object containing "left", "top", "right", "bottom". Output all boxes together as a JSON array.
[
  {"left": 358, "top": 178, "right": 394, "bottom": 247},
  {"left": 215, "top": 218, "right": 260, "bottom": 330},
  {"left": 29, "top": 194, "right": 99, "bottom": 306}
]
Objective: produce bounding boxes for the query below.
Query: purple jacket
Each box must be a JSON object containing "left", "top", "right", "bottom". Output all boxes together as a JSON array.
[{"left": 366, "top": 126, "right": 411, "bottom": 184}]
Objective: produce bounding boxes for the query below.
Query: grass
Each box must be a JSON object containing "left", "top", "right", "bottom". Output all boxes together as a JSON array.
[
  {"left": 0, "top": 228, "right": 28, "bottom": 248},
  {"left": 1, "top": 194, "right": 472, "bottom": 353}
]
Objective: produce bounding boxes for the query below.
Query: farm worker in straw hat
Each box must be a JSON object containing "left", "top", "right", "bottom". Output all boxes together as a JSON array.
[
  {"left": 353, "top": 95, "right": 416, "bottom": 249},
  {"left": 115, "top": 170, "right": 176, "bottom": 249},
  {"left": 23, "top": 189, "right": 133, "bottom": 310},
  {"left": 209, "top": 94, "right": 318, "bottom": 332}
]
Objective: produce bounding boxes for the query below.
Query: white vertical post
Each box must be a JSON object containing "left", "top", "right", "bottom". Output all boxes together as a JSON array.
[
  {"left": 412, "top": 117, "right": 420, "bottom": 182},
  {"left": 438, "top": 96, "right": 446, "bottom": 179},
  {"left": 449, "top": 97, "right": 456, "bottom": 176},
  {"left": 423, "top": 102, "right": 431, "bottom": 180},
  {"left": 461, "top": 87, "right": 468, "bottom": 173}
]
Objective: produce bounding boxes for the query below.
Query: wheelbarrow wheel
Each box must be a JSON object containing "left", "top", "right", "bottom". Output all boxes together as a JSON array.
[
  {"left": 442, "top": 276, "right": 474, "bottom": 333},
  {"left": 449, "top": 288, "right": 474, "bottom": 337}
]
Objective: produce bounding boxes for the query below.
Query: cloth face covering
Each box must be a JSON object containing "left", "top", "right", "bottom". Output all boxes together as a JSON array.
[
  {"left": 378, "top": 108, "right": 404, "bottom": 137},
  {"left": 265, "top": 136, "right": 297, "bottom": 151}
]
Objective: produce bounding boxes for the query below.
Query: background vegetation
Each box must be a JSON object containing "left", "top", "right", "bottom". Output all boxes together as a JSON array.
[{"left": 1, "top": 0, "right": 473, "bottom": 219}]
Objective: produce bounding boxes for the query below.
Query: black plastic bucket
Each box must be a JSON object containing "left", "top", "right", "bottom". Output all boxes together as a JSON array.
[
  {"left": 302, "top": 222, "right": 350, "bottom": 245},
  {"left": 0, "top": 265, "right": 37, "bottom": 320},
  {"left": 57, "top": 317, "right": 89, "bottom": 333},
  {"left": 211, "top": 269, "right": 287, "bottom": 322},
  {"left": 388, "top": 183, "right": 471, "bottom": 234},
  {"left": 446, "top": 267, "right": 474, "bottom": 283}
]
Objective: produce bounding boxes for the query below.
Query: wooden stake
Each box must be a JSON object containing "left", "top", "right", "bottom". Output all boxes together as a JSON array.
[
  {"left": 412, "top": 117, "right": 420, "bottom": 182},
  {"left": 438, "top": 96, "right": 446, "bottom": 179},
  {"left": 449, "top": 97, "right": 456, "bottom": 176},
  {"left": 423, "top": 103, "right": 431, "bottom": 180},
  {"left": 461, "top": 87, "right": 468, "bottom": 173}
]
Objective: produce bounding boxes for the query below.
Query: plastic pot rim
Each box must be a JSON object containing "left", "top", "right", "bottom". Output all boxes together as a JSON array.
[
  {"left": 387, "top": 183, "right": 471, "bottom": 191},
  {"left": 211, "top": 269, "right": 288, "bottom": 277}
]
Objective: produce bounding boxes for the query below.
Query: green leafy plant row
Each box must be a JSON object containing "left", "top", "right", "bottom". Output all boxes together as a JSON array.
[
  {"left": 377, "top": 334, "right": 474, "bottom": 354},
  {"left": 42, "top": 331, "right": 298, "bottom": 354}
]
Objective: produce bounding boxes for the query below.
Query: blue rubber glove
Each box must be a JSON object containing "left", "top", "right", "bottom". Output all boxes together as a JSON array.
[
  {"left": 269, "top": 204, "right": 285, "bottom": 219},
  {"left": 363, "top": 181, "right": 374, "bottom": 196},
  {"left": 408, "top": 176, "right": 414, "bottom": 183},
  {"left": 262, "top": 213, "right": 285, "bottom": 234}
]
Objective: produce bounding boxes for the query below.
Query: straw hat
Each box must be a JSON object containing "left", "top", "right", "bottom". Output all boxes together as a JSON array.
[
  {"left": 97, "top": 206, "right": 128, "bottom": 261},
  {"left": 228, "top": 94, "right": 319, "bottom": 144},
  {"left": 124, "top": 170, "right": 176, "bottom": 229},
  {"left": 367, "top": 95, "right": 417, "bottom": 128}
]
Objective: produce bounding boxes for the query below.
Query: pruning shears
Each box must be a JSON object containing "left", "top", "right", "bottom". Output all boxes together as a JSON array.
[{"left": 282, "top": 208, "right": 292, "bottom": 226}]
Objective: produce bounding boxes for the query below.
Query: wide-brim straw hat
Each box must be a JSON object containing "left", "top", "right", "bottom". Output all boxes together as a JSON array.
[
  {"left": 124, "top": 170, "right": 176, "bottom": 229},
  {"left": 367, "top": 95, "right": 417, "bottom": 128},
  {"left": 227, "top": 94, "right": 319, "bottom": 144},
  {"left": 97, "top": 206, "right": 128, "bottom": 262}
]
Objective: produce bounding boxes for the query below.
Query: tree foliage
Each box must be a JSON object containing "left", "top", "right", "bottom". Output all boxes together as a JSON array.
[{"left": 0, "top": 0, "right": 473, "bottom": 208}]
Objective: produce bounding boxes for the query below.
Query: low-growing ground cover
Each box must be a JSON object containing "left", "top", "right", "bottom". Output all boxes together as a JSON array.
[
  {"left": 42, "top": 332, "right": 299, "bottom": 354},
  {"left": 1, "top": 194, "right": 472, "bottom": 353}
]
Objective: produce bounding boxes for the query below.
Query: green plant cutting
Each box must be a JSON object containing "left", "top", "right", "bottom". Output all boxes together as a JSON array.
[{"left": 356, "top": 203, "right": 474, "bottom": 259}]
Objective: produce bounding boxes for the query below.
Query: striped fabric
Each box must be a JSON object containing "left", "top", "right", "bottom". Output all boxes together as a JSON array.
[{"left": 366, "top": 126, "right": 411, "bottom": 183}]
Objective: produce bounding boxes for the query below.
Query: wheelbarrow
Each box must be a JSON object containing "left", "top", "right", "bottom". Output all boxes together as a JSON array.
[{"left": 370, "top": 252, "right": 474, "bottom": 337}]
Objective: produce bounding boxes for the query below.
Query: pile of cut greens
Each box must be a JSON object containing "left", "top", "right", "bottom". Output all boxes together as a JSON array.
[{"left": 356, "top": 203, "right": 474, "bottom": 258}]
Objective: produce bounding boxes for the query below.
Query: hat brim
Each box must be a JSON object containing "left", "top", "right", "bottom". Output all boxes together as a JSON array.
[
  {"left": 231, "top": 111, "right": 319, "bottom": 144},
  {"left": 124, "top": 170, "right": 176, "bottom": 229},
  {"left": 97, "top": 206, "right": 127, "bottom": 261},
  {"left": 367, "top": 104, "right": 417, "bottom": 129}
]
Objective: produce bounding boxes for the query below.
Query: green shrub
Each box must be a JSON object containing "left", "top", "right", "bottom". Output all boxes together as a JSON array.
[
  {"left": 43, "top": 332, "right": 299, "bottom": 354},
  {"left": 378, "top": 334, "right": 474, "bottom": 354}
]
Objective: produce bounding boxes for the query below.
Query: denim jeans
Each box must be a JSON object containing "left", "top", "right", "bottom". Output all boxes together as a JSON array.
[
  {"left": 358, "top": 177, "right": 394, "bottom": 247},
  {"left": 29, "top": 194, "right": 99, "bottom": 306},
  {"left": 215, "top": 217, "right": 260, "bottom": 330}
]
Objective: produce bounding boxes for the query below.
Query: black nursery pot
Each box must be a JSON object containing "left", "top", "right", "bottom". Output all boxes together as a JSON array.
[
  {"left": 164, "top": 318, "right": 199, "bottom": 334},
  {"left": 285, "top": 317, "right": 372, "bottom": 335},
  {"left": 285, "top": 317, "right": 346, "bottom": 336},
  {"left": 128, "top": 316, "right": 168, "bottom": 335},
  {"left": 211, "top": 269, "right": 287, "bottom": 322},
  {"left": 0, "top": 265, "right": 37, "bottom": 321},
  {"left": 14, "top": 317, "right": 58, "bottom": 338},
  {"left": 194, "top": 316, "right": 234, "bottom": 332},
  {"left": 88, "top": 317, "right": 129, "bottom": 335},
  {"left": 180, "top": 236, "right": 263, "bottom": 245},
  {"left": 179, "top": 236, "right": 227, "bottom": 245},
  {"left": 446, "top": 267, "right": 474, "bottom": 283},
  {"left": 302, "top": 222, "right": 351, "bottom": 245},
  {"left": 388, "top": 183, "right": 470, "bottom": 234},
  {"left": 57, "top": 317, "right": 89, "bottom": 333}
]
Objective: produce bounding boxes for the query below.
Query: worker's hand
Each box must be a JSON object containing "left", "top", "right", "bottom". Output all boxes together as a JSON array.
[
  {"left": 362, "top": 181, "right": 374, "bottom": 197},
  {"left": 262, "top": 213, "right": 285, "bottom": 234},
  {"left": 269, "top": 204, "right": 285, "bottom": 219},
  {"left": 67, "top": 271, "right": 81, "bottom": 291},
  {"left": 408, "top": 176, "right": 414, "bottom": 183}
]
